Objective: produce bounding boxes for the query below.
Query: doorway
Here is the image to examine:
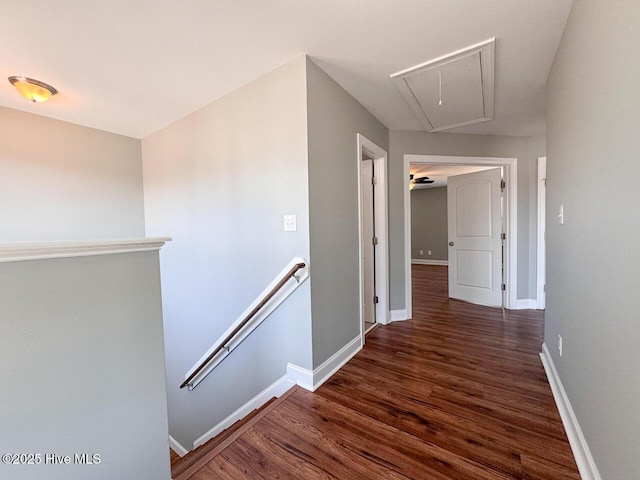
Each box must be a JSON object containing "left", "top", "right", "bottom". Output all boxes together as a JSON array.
[
  {"left": 403, "top": 154, "right": 518, "bottom": 317},
  {"left": 357, "top": 134, "right": 389, "bottom": 344},
  {"left": 361, "top": 154, "right": 376, "bottom": 332}
]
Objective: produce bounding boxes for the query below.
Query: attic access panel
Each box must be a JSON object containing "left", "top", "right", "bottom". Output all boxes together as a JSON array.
[{"left": 392, "top": 38, "right": 495, "bottom": 133}]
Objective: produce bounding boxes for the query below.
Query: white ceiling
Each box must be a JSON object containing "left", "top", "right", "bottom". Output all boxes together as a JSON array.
[
  {"left": 0, "top": 1, "right": 573, "bottom": 139},
  {"left": 410, "top": 164, "right": 496, "bottom": 189}
]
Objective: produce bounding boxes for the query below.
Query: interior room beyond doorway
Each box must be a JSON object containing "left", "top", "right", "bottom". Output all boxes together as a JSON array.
[
  {"left": 404, "top": 154, "right": 518, "bottom": 316},
  {"left": 410, "top": 164, "right": 499, "bottom": 306}
]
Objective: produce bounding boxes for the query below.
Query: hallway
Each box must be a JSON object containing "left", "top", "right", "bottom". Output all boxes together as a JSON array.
[{"left": 186, "top": 265, "right": 579, "bottom": 479}]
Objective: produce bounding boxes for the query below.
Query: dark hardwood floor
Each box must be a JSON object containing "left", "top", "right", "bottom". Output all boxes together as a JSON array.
[{"left": 186, "top": 265, "right": 579, "bottom": 479}]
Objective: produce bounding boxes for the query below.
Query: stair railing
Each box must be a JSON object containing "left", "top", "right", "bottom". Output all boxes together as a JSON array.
[{"left": 180, "top": 257, "right": 308, "bottom": 390}]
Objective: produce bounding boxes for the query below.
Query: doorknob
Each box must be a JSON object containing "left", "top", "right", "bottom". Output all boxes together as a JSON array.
[{"left": 449, "top": 241, "right": 454, "bottom": 246}]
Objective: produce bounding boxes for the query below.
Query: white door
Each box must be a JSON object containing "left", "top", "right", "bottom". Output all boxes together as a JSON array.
[
  {"left": 361, "top": 159, "right": 376, "bottom": 326},
  {"left": 537, "top": 157, "right": 546, "bottom": 309},
  {"left": 447, "top": 168, "right": 503, "bottom": 307}
]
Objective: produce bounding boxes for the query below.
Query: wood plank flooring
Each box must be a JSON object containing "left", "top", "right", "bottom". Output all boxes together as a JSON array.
[
  {"left": 185, "top": 265, "right": 579, "bottom": 479},
  {"left": 172, "top": 398, "right": 280, "bottom": 479}
]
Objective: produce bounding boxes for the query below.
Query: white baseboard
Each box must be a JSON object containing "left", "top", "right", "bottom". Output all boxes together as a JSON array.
[
  {"left": 169, "top": 435, "right": 189, "bottom": 457},
  {"left": 287, "top": 335, "right": 361, "bottom": 392},
  {"left": 540, "top": 343, "right": 602, "bottom": 480},
  {"left": 286, "top": 363, "right": 314, "bottom": 391},
  {"left": 411, "top": 259, "right": 448, "bottom": 266},
  {"left": 176, "top": 335, "right": 361, "bottom": 453},
  {"left": 516, "top": 299, "right": 537, "bottom": 310},
  {"left": 192, "top": 374, "right": 295, "bottom": 449},
  {"left": 390, "top": 309, "right": 409, "bottom": 322}
]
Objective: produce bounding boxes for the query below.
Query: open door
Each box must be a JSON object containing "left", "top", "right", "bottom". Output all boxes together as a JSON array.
[
  {"left": 361, "top": 158, "right": 376, "bottom": 329},
  {"left": 447, "top": 168, "right": 503, "bottom": 307},
  {"left": 358, "top": 133, "right": 389, "bottom": 336},
  {"left": 537, "top": 156, "right": 546, "bottom": 309}
]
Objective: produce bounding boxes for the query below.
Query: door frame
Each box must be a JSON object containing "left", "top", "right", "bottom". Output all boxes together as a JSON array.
[
  {"left": 357, "top": 134, "right": 389, "bottom": 346},
  {"left": 537, "top": 156, "right": 546, "bottom": 309},
  {"left": 403, "top": 154, "right": 518, "bottom": 315}
]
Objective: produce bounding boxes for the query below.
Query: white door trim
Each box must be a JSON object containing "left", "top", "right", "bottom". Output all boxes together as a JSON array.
[
  {"left": 357, "top": 134, "right": 390, "bottom": 346},
  {"left": 360, "top": 158, "right": 375, "bottom": 327},
  {"left": 404, "top": 154, "right": 518, "bottom": 313},
  {"left": 537, "top": 157, "right": 547, "bottom": 310}
]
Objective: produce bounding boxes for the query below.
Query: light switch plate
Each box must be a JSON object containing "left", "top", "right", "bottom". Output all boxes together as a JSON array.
[{"left": 283, "top": 215, "right": 297, "bottom": 232}]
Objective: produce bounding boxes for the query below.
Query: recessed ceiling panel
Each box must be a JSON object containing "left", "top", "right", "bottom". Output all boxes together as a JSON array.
[
  {"left": 392, "top": 39, "right": 495, "bottom": 133},
  {"left": 405, "top": 52, "right": 484, "bottom": 129}
]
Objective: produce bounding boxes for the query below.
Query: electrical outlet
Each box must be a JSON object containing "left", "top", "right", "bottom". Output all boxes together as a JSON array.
[
  {"left": 558, "top": 334, "right": 563, "bottom": 357},
  {"left": 427, "top": 250, "right": 432, "bottom": 256},
  {"left": 419, "top": 250, "right": 424, "bottom": 255}
]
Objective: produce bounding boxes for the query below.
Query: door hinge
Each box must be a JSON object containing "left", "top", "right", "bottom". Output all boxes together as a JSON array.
[
  {"left": 501, "top": 283, "right": 506, "bottom": 291},
  {"left": 371, "top": 176, "right": 377, "bottom": 185},
  {"left": 500, "top": 179, "right": 506, "bottom": 191},
  {"left": 544, "top": 284, "right": 546, "bottom": 293},
  {"left": 372, "top": 236, "right": 378, "bottom": 245},
  {"left": 501, "top": 233, "right": 506, "bottom": 240},
  {"left": 374, "top": 295, "right": 379, "bottom": 304}
]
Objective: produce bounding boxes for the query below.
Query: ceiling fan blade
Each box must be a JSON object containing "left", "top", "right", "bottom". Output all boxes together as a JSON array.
[{"left": 414, "top": 176, "right": 434, "bottom": 184}]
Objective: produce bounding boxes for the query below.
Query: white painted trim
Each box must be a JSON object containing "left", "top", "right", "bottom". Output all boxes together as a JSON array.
[
  {"left": 169, "top": 435, "right": 189, "bottom": 457},
  {"left": 540, "top": 343, "right": 602, "bottom": 480},
  {"left": 373, "top": 153, "right": 390, "bottom": 327},
  {"left": 403, "top": 158, "right": 413, "bottom": 321},
  {"left": 390, "top": 309, "right": 409, "bottom": 322},
  {"left": 287, "top": 335, "right": 361, "bottom": 392},
  {"left": 193, "top": 375, "right": 295, "bottom": 449},
  {"left": 357, "top": 133, "right": 390, "bottom": 352},
  {"left": 515, "top": 299, "right": 537, "bottom": 310},
  {"left": 364, "top": 322, "right": 377, "bottom": 334},
  {"left": 411, "top": 259, "right": 448, "bottom": 266},
  {"left": 404, "top": 155, "right": 518, "bottom": 310},
  {"left": 312, "top": 336, "right": 361, "bottom": 388},
  {"left": 537, "top": 157, "right": 547, "bottom": 310},
  {"left": 285, "top": 363, "right": 314, "bottom": 392},
  {"left": 0, "top": 237, "right": 171, "bottom": 263},
  {"left": 184, "top": 257, "right": 309, "bottom": 390},
  {"left": 392, "top": 38, "right": 496, "bottom": 79}
]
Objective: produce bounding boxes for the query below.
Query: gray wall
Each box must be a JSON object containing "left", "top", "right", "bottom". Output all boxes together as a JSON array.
[
  {"left": 389, "top": 130, "right": 545, "bottom": 307},
  {"left": 306, "top": 58, "right": 389, "bottom": 367},
  {"left": 0, "top": 252, "right": 170, "bottom": 480},
  {"left": 411, "top": 187, "right": 448, "bottom": 261},
  {"left": 0, "top": 107, "right": 145, "bottom": 242},
  {"left": 142, "top": 56, "right": 313, "bottom": 449},
  {"left": 545, "top": 1, "right": 640, "bottom": 477}
]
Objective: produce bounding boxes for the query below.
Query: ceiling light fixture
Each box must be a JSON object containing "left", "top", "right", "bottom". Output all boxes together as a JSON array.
[
  {"left": 8, "top": 76, "right": 58, "bottom": 103},
  {"left": 438, "top": 70, "right": 443, "bottom": 106}
]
